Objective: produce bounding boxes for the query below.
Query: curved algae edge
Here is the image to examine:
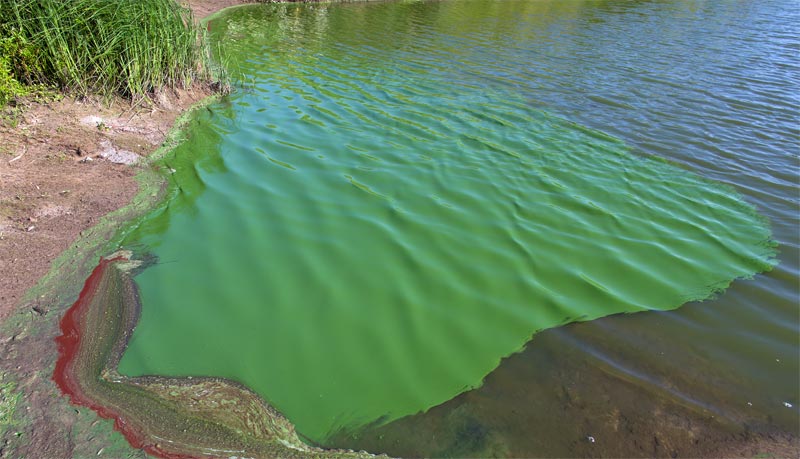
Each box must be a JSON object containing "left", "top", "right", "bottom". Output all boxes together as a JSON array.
[
  {"left": 37, "top": 91, "right": 382, "bottom": 457},
  {"left": 0, "top": 3, "right": 387, "bottom": 455},
  {"left": 0, "top": 3, "right": 389, "bottom": 456},
  {"left": 38, "top": 93, "right": 381, "bottom": 457},
  {"left": 53, "top": 251, "right": 379, "bottom": 459},
  {"left": 0, "top": 94, "right": 379, "bottom": 457}
]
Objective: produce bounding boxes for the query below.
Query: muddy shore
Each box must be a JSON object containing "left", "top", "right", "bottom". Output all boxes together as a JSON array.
[
  {"left": 0, "top": 2, "right": 247, "bottom": 457},
  {"left": 0, "top": 0, "right": 797, "bottom": 458}
]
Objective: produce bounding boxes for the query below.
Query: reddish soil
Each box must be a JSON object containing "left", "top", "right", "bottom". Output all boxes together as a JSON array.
[{"left": 51, "top": 255, "right": 198, "bottom": 459}]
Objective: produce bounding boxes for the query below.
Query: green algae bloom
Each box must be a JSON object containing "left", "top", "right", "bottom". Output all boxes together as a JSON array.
[{"left": 116, "top": 1, "right": 776, "bottom": 445}]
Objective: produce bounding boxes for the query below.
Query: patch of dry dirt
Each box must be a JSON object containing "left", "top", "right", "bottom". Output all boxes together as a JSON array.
[
  {"left": 0, "top": 0, "right": 243, "bottom": 319},
  {"left": 0, "top": 89, "right": 209, "bottom": 321}
]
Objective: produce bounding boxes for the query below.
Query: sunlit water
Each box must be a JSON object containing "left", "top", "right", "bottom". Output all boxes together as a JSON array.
[{"left": 117, "top": 0, "right": 798, "bottom": 453}]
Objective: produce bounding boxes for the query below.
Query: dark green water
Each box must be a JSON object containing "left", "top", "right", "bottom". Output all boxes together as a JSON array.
[{"left": 117, "top": 0, "right": 798, "bottom": 452}]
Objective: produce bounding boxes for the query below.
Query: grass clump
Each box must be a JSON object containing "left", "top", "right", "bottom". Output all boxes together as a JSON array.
[
  {"left": 0, "top": 0, "right": 205, "bottom": 101},
  {"left": 0, "top": 56, "right": 26, "bottom": 107},
  {"left": 0, "top": 375, "right": 21, "bottom": 438},
  {"left": 0, "top": 29, "right": 36, "bottom": 106}
]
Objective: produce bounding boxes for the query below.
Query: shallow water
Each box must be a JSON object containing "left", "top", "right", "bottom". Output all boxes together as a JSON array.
[{"left": 117, "top": 0, "right": 797, "bottom": 452}]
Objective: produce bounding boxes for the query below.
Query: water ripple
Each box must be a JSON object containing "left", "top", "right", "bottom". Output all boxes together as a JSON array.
[{"left": 120, "top": 0, "right": 796, "bottom": 448}]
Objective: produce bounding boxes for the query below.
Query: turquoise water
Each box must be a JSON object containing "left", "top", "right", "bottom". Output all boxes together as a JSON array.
[{"left": 117, "top": 0, "right": 794, "bottom": 450}]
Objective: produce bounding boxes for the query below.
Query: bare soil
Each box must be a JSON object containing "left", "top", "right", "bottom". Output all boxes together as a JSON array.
[
  {"left": 0, "top": 0, "right": 234, "bottom": 324},
  {"left": 0, "top": 91, "right": 206, "bottom": 320}
]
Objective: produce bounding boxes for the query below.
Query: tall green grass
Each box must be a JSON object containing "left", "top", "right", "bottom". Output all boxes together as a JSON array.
[{"left": 0, "top": 0, "right": 205, "bottom": 100}]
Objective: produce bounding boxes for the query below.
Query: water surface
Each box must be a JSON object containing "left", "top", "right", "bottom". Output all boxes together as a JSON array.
[{"left": 117, "top": 0, "right": 796, "bottom": 451}]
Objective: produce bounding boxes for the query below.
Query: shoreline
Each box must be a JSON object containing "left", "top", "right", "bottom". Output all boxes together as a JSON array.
[
  {"left": 0, "top": 5, "right": 385, "bottom": 457},
  {"left": 0, "top": 2, "right": 262, "bottom": 457},
  {"left": 0, "top": 89, "right": 220, "bottom": 458}
]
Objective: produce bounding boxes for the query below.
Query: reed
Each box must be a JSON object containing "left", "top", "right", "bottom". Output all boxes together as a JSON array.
[{"left": 0, "top": 0, "right": 205, "bottom": 100}]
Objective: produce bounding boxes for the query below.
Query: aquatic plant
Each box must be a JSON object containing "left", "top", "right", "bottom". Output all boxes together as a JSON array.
[{"left": 0, "top": 0, "right": 204, "bottom": 100}]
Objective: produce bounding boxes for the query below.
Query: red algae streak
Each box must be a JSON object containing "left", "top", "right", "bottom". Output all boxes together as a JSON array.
[
  {"left": 52, "top": 256, "right": 197, "bottom": 459},
  {"left": 53, "top": 256, "right": 119, "bottom": 403}
]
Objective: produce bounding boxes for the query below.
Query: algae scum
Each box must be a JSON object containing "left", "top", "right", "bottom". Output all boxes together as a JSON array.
[{"left": 115, "top": 1, "right": 776, "bottom": 446}]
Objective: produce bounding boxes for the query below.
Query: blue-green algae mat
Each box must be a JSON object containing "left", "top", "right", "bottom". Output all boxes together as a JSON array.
[{"left": 118, "top": 1, "right": 776, "bottom": 443}]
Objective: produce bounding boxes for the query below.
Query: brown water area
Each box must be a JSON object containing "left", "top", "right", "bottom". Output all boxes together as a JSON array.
[{"left": 328, "top": 305, "right": 799, "bottom": 458}]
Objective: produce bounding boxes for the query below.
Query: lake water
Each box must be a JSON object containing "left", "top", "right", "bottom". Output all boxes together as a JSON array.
[{"left": 117, "top": 0, "right": 798, "bottom": 455}]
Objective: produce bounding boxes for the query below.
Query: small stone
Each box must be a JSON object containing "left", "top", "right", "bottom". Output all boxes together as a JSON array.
[
  {"left": 26, "top": 225, "right": 35, "bottom": 232},
  {"left": 80, "top": 115, "right": 104, "bottom": 126},
  {"left": 97, "top": 139, "right": 139, "bottom": 165}
]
